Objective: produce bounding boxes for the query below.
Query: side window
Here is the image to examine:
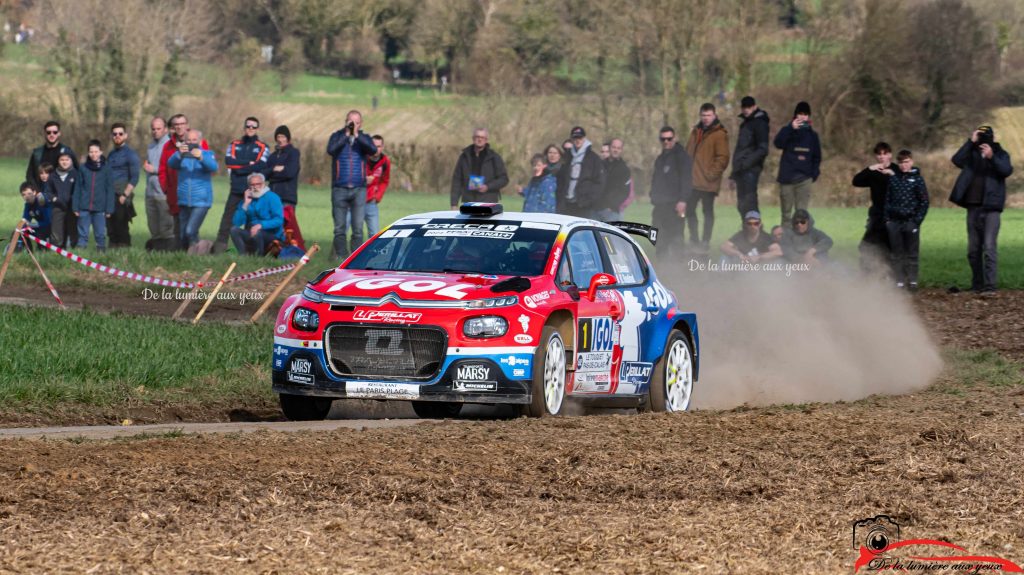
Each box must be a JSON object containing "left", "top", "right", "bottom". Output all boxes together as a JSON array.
[
  {"left": 565, "top": 230, "right": 603, "bottom": 287},
  {"left": 600, "top": 232, "right": 647, "bottom": 285}
]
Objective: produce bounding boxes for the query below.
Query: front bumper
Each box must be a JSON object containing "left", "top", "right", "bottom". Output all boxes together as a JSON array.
[{"left": 272, "top": 337, "right": 534, "bottom": 404}]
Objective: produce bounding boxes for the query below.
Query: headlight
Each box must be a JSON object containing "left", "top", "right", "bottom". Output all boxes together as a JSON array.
[
  {"left": 302, "top": 286, "right": 324, "bottom": 303},
  {"left": 292, "top": 307, "right": 320, "bottom": 331},
  {"left": 467, "top": 296, "right": 518, "bottom": 309},
  {"left": 463, "top": 316, "right": 508, "bottom": 338}
]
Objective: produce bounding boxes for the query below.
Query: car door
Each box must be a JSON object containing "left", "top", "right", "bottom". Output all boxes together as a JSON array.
[
  {"left": 597, "top": 231, "right": 654, "bottom": 395},
  {"left": 559, "top": 229, "right": 620, "bottom": 395}
]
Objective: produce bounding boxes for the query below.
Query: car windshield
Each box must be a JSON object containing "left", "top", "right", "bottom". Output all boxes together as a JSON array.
[{"left": 347, "top": 219, "right": 559, "bottom": 277}]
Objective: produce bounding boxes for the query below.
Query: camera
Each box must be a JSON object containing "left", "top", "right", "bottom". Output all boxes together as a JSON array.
[
  {"left": 852, "top": 515, "right": 900, "bottom": 553},
  {"left": 347, "top": 122, "right": 356, "bottom": 132},
  {"left": 188, "top": 143, "right": 199, "bottom": 151},
  {"left": 977, "top": 131, "right": 993, "bottom": 146}
]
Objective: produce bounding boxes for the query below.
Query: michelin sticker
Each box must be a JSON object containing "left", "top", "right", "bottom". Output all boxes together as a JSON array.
[{"left": 454, "top": 364, "right": 497, "bottom": 392}]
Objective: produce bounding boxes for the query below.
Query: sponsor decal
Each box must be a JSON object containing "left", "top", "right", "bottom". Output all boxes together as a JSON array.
[
  {"left": 276, "top": 324, "right": 286, "bottom": 334},
  {"left": 326, "top": 276, "right": 473, "bottom": 299},
  {"left": 578, "top": 317, "right": 614, "bottom": 353},
  {"left": 642, "top": 281, "right": 672, "bottom": 318},
  {"left": 619, "top": 361, "right": 653, "bottom": 385},
  {"left": 424, "top": 230, "right": 514, "bottom": 240},
  {"left": 454, "top": 381, "right": 498, "bottom": 392},
  {"left": 346, "top": 381, "right": 421, "bottom": 399},
  {"left": 518, "top": 314, "right": 530, "bottom": 333},
  {"left": 353, "top": 309, "right": 423, "bottom": 323},
  {"left": 500, "top": 355, "right": 530, "bottom": 367},
  {"left": 421, "top": 223, "right": 519, "bottom": 231},
  {"left": 548, "top": 246, "right": 563, "bottom": 275},
  {"left": 273, "top": 345, "right": 288, "bottom": 357},
  {"left": 456, "top": 364, "right": 490, "bottom": 381},
  {"left": 523, "top": 290, "right": 552, "bottom": 309},
  {"left": 512, "top": 368, "right": 526, "bottom": 377},
  {"left": 574, "top": 371, "right": 611, "bottom": 392},
  {"left": 514, "top": 334, "right": 533, "bottom": 344},
  {"left": 577, "top": 351, "right": 612, "bottom": 371},
  {"left": 287, "top": 357, "right": 314, "bottom": 384}
]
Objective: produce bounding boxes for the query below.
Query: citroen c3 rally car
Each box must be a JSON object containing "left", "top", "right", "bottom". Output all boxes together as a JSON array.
[{"left": 272, "top": 203, "right": 699, "bottom": 420}]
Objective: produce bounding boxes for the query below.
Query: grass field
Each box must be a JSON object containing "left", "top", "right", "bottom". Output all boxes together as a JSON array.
[
  {"left": 2, "top": 157, "right": 1021, "bottom": 289},
  {"left": 0, "top": 306, "right": 272, "bottom": 407}
]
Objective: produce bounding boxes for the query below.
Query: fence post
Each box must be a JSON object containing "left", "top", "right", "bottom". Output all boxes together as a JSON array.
[{"left": 250, "top": 244, "right": 319, "bottom": 323}]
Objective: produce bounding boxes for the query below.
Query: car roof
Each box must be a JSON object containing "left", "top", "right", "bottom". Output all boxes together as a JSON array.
[{"left": 393, "top": 210, "right": 619, "bottom": 232}]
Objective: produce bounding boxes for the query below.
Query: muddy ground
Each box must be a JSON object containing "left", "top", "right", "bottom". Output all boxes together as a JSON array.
[{"left": 1, "top": 288, "right": 1023, "bottom": 573}]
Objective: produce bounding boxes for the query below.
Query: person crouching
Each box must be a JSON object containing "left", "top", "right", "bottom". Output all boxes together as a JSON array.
[{"left": 230, "top": 172, "right": 284, "bottom": 256}]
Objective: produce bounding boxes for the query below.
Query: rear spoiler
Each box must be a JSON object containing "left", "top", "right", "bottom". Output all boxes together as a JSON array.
[{"left": 607, "top": 221, "right": 658, "bottom": 245}]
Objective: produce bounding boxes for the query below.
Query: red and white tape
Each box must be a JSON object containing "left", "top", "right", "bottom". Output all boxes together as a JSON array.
[
  {"left": 20, "top": 229, "right": 312, "bottom": 289},
  {"left": 20, "top": 229, "right": 198, "bottom": 289}
]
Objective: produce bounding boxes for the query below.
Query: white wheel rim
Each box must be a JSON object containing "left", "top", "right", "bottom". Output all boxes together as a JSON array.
[
  {"left": 543, "top": 334, "right": 566, "bottom": 414},
  {"left": 665, "top": 340, "right": 693, "bottom": 412}
]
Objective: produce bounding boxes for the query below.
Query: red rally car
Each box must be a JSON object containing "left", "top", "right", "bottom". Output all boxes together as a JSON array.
[{"left": 272, "top": 203, "right": 699, "bottom": 420}]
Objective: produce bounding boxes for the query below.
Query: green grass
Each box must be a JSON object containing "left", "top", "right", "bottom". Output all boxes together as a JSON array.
[
  {"left": 2, "top": 155, "right": 1022, "bottom": 289},
  {"left": 0, "top": 306, "right": 273, "bottom": 407},
  {"left": 939, "top": 349, "right": 1024, "bottom": 390}
]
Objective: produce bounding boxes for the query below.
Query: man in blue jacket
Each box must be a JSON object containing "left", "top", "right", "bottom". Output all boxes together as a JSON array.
[
  {"left": 774, "top": 101, "right": 822, "bottom": 227},
  {"left": 107, "top": 122, "right": 141, "bottom": 248},
  {"left": 949, "top": 125, "right": 1014, "bottom": 295},
  {"left": 326, "top": 110, "right": 377, "bottom": 259},
  {"left": 230, "top": 172, "right": 284, "bottom": 256},
  {"left": 214, "top": 117, "right": 270, "bottom": 254}
]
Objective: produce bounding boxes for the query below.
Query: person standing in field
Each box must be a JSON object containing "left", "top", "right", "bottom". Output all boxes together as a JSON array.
[
  {"left": 949, "top": 124, "right": 1014, "bottom": 295},
  {"left": 107, "top": 122, "right": 141, "bottom": 249},
  {"left": 215, "top": 117, "right": 269, "bottom": 254},
  {"left": 450, "top": 127, "right": 509, "bottom": 209},
  {"left": 884, "top": 149, "right": 929, "bottom": 292},
  {"left": 45, "top": 152, "right": 78, "bottom": 248},
  {"left": 518, "top": 153, "right": 557, "bottom": 213},
  {"left": 364, "top": 134, "right": 391, "bottom": 238},
  {"left": 685, "top": 103, "right": 730, "bottom": 252},
  {"left": 729, "top": 95, "right": 770, "bottom": 218},
  {"left": 143, "top": 116, "right": 175, "bottom": 251},
  {"left": 26, "top": 121, "right": 77, "bottom": 194},
  {"left": 73, "top": 140, "right": 115, "bottom": 251},
  {"left": 774, "top": 101, "right": 821, "bottom": 227},
  {"left": 556, "top": 126, "right": 605, "bottom": 218},
  {"left": 649, "top": 126, "right": 692, "bottom": 258},
  {"left": 159, "top": 114, "right": 209, "bottom": 249},
  {"left": 266, "top": 125, "right": 304, "bottom": 249},
  {"left": 327, "top": 109, "right": 377, "bottom": 259},
  {"left": 167, "top": 129, "right": 218, "bottom": 251},
  {"left": 596, "top": 138, "right": 631, "bottom": 222},
  {"left": 852, "top": 141, "right": 897, "bottom": 277}
]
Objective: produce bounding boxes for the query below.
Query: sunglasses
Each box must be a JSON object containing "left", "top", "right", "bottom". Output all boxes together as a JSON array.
[
  {"left": 745, "top": 220, "right": 761, "bottom": 226},
  {"left": 45, "top": 130, "right": 60, "bottom": 135},
  {"left": 111, "top": 131, "right": 126, "bottom": 136},
  {"left": 245, "top": 124, "right": 259, "bottom": 129},
  {"left": 794, "top": 220, "right": 809, "bottom": 225},
  {"left": 659, "top": 137, "right": 673, "bottom": 142}
]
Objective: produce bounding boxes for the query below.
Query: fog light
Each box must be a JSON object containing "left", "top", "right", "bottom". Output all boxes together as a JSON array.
[{"left": 463, "top": 316, "right": 508, "bottom": 338}]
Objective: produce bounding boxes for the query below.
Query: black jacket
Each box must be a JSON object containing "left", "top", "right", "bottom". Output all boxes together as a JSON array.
[
  {"left": 949, "top": 140, "right": 1013, "bottom": 212},
  {"left": 450, "top": 144, "right": 509, "bottom": 206},
  {"left": 852, "top": 162, "right": 898, "bottom": 219},
  {"left": 601, "top": 157, "right": 631, "bottom": 211},
  {"left": 774, "top": 122, "right": 821, "bottom": 184},
  {"left": 885, "top": 167, "right": 929, "bottom": 225},
  {"left": 225, "top": 135, "right": 269, "bottom": 195},
  {"left": 649, "top": 144, "right": 692, "bottom": 206},
  {"left": 556, "top": 143, "right": 605, "bottom": 216},
  {"left": 266, "top": 144, "right": 301, "bottom": 206},
  {"left": 731, "top": 108, "right": 770, "bottom": 176},
  {"left": 27, "top": 143, "right": 78, "bottom": 193},
  {"left": 45, "top": 170, "right": 78, "bottom": 210}
]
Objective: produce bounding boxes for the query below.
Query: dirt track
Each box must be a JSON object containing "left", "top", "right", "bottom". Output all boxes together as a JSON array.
[{"left": 1, "top": 290, "right": 1023, "bottom": 573}]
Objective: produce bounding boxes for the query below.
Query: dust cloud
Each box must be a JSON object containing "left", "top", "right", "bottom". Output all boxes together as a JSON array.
[{"left": 659, "top": 262, "right": 944, "bottom": 409}]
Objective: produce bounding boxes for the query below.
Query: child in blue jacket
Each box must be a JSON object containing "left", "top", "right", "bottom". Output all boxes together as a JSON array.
[{"left": 73, "top": 140, "right": 115, "bottom": 251}]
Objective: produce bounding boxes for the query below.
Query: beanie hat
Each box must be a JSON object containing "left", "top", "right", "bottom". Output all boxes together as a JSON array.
[
  {"left": 794, "top": 101, "right": 811, "bottom": 116},
  {"left": 976, "top": 124, "right": 994, "bottom": 140},
  {"left": 274, "top": 125, "right": 291, "bottom": 142}
]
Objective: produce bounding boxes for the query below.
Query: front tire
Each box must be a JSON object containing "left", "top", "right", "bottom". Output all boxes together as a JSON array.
[
  {"left": 521, "top": 326, "right": 568, "bottom": 417},
  {"left": 645, "top": 330, "right": 694, "bottom": 413},
  {"left": 279, "top": 394, "right": 333, "bottom": 421},
  {"left": 411, "top": 401, "right": 463, "bottom": 419}
]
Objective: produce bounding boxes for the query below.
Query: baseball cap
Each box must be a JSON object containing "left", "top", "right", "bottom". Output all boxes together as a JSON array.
[
  {"left": 744, "top": 210, "right": 761, "bottom": 221},
  {"left": 570, "top": 126, "right": 586, "bottom": 138}
]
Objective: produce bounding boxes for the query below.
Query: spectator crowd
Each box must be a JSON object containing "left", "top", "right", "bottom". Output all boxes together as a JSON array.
[{"left": 11, "top": 97, "right": 1014, "bottom": 293}]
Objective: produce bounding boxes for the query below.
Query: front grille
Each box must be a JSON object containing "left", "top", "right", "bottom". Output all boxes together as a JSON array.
[{"left": 325, "top": 324, "right": 446, "bottom": 380}]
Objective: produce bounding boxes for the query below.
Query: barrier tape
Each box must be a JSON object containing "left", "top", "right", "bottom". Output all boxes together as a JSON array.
[
  {"left": 20, "top": 230, "right": 313, "bottom": 289},
  {"left": 20, "top": 230, "right": 197, "bottom": 289}
]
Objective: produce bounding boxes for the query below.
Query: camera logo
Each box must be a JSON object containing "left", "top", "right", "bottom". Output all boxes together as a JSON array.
[{"left": 852, "top": 515, "right": 900, "bottom": 554}]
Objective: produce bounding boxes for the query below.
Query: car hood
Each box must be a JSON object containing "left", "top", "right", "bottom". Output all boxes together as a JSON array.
[{"left": 312, "top": 269, "right": 520, "bottom": 301}]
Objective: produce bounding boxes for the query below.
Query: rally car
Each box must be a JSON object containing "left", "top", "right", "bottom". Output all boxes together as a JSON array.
[{"left": 271, "top": 203, "right": 699, "bottom": 420}]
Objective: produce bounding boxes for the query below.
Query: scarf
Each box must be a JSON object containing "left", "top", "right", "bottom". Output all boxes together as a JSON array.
[{"left": 566, "top": 139, "right": 591, "bottom": 201}]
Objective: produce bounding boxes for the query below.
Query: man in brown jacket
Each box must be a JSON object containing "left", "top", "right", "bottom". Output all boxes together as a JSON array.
[{"left": 685, "top": 103, "right": 730, "bottom": 251}]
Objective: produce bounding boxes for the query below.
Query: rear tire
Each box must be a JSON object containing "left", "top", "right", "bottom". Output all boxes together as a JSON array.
[
  {"left": 411, "top": 401, "right": 463, "bottom": 419},
  {"left": 645, "top": 330, "right": 694, "bottom": 413},
  {"left": 279, "top": 394, "right": 333, "bottom": 421},
  {"left": 520, "top": 326, "right": 568, "bottom": 417}
]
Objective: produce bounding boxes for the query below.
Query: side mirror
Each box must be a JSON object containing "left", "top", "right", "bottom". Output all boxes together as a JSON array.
[{"left": 585, "top": 273, "right": 616, "bottom": 301}]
